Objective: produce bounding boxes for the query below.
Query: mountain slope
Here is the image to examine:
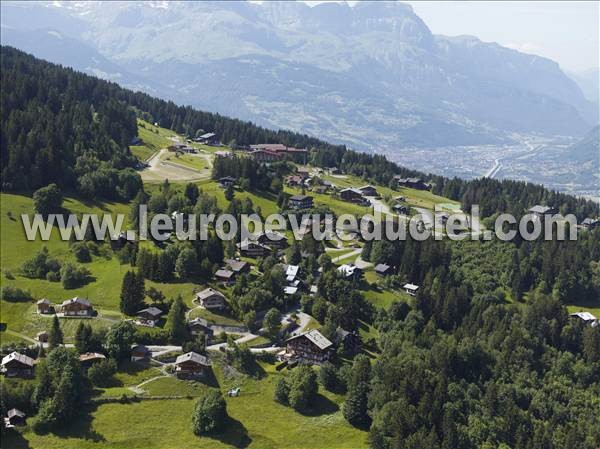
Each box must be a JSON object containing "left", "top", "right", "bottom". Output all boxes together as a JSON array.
[{"left": 1, "top": 1, "right": 595, "bottom": 151}]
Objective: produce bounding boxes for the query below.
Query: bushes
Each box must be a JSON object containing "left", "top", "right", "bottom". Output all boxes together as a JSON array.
[
  {"left": 33, "top": 183, "right": 63, "bottom": 216},
  {"left": 87, "top": 359, "right": 117, "bottom": 387},
  {"left": 1, "top": 286, "right": 33, "bottom": 302},
  {"left": 60, "top": 263, "right": 91, "bottom": 289},
  {"left": 274, "top": 366, "right": 318, "bottom": 412},
  {"left": 191, "top": 390, "right": 227, "bottom": 435},
  {"left": 71, "top": 242, "right": 92, "bottom": 263}
]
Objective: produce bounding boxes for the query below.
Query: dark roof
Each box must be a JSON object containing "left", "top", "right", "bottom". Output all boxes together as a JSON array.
[{"left": 225, "top": 259, "right": 249, "bottom": 272}]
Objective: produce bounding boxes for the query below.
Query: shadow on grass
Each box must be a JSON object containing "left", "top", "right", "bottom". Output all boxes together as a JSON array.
[
  {"left": 2, "top": 428, "right": 33, "bottom": 449},
  {"left": 202, "top": 367, "right": 221, "bottom": 388},
  {"left": 34, "top": 404, "right": 106, "bottom": 443},
  {"left": 300, "top": 393, "right": 339, "bottom": 417},
  {"left": 205, "top": 415, "right": 252, "bottom": 449}
]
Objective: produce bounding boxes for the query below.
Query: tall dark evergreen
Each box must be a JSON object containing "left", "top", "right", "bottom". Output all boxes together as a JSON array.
[
  {"left": 47, "top": 315, "right": 63, "bottom": 349},
  {"left": 119, "top": 270, "right": 145, "bottom": 316}
]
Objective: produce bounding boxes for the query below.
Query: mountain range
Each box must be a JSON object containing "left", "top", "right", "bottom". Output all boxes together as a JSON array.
[{"left": 1, "top": 1, "right": 597, "bottom": 152}]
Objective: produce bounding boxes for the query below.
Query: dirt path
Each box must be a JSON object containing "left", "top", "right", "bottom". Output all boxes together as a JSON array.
[{"left": 140, "top": 149, "right": 212, "bottom": 182}]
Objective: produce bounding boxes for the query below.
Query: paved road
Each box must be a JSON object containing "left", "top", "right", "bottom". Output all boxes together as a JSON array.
[{"left": 140, "top": 149, "right": 211, "bottom": 182}]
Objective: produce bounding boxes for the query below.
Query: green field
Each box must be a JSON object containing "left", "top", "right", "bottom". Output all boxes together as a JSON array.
[
  {"left": 3, "top": 362, "right": 368, "bottom": 449},
  {"left": 130, "top": 119, "right": 175, "bottom": 161}
]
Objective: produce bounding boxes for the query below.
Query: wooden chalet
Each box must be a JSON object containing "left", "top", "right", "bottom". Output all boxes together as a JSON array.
[
  {"left": 337, "top": 264, "right": 363, "bottom": 280},
  {"left": 358, "top": 185, "right": 379, "bottom": 197},
  {"left": 215, "top": 268, "right": 235, "bottom": 284},
  {"left": 237, "top": 239, "right": 270, "bottom": 258},
  {"left": 60, "top": 297, "right": 94, "bottom": 317},
  {"left": 288, "top": 195, "right": 313, "bottom": 210},
  {"left": 1, "top": 352, "right": 35, "bottom": 378},
  {"left": 36, "top": 298, "right": 53, "bottom": 314},
  {"left": 196, "top": 132, "right": 219, "bottom": 145},
  {"left": 394, "top": 177, "right": 430, "bottom": 191},
  {"left": 285, "top": 329, "right": 333, "bottom": 364},
  {"left": 250, "top": 149, "right": 282, "bottom": 163},
  {"left": 136, "top": 306, "right": 163, "bottom": 327},
  {"left": 255, "top": 231, "right": 288, "bottom": 249},
  {"left": 188, "top": 318, "right": 214, "bottom": 337},
  {"left": 224, "top": 258, "right": 250, "bottom": 275},
  {"left": 195, "top": 288, "right": 227, "bottom": 310},
  {"left": 528, "top": 205, "right": 556, "bottom": 217},
  {"left": 218, "top": 176, "right": 236, "bottom": 188},
  {"left": 79, "top": 352, "right": 106, "bottom": 367},
  {"left": 339, "top": 188, "right": 368, "bottom": 204},
  {"left": 335, "top": 328, "right": 361, "bottom": 354},
  {"left": 131, "top": 345, "right": 151, "bottom": 362},
  {"left": 174, "top": 351, "right": 211, "bottom": 378}
]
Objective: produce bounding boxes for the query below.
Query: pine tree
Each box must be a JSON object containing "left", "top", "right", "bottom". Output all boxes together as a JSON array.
[
  {"left": 48, "top": 315, "right": 63, "bottom": 349},
  {"left": 74, "top": 322, "right": 92, "bottom": 354},
  {"left": 166, "top": 295, "right": 188, "bottom": 343},
  {"left": 120, "top": 270, "right": 145, "bottom": 315},
  {"left": 343, "top": 355, "right": 371, "bottom": 427}
]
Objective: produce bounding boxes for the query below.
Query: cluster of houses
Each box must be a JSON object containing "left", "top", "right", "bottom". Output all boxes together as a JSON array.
[
  {"left": 528, "top": 205, "right": 599, "bottom": 230},
  {"left": 36, "top": 297, "right": 95, "bottom": 317}
]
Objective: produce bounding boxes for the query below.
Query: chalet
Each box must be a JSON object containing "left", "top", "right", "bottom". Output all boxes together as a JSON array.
[
  {"left": 394, "top": 177, "right": 430, "bottom": 191},
  {"left": 339, "top": 188, "right": 368, "bottom": 204},
  {"left": 285, "top": 329, "right": 333, "bottom": 364},
  {"left": 196, "top": 132, "right": 219, "bottom": 145},
  {"left": 255, "top": 231, "right": 288, "bottom": 249},
  {"left": 250, "top": 149, "right": 282, "bottom": 163},
  {"left": 288, "top": 195, "right": 313, "bottom": 210},
  {"left": 392, "top": 204, "right": 408, "bottom": 215},
  {"left": 374, "top": 263, "right": 393, "bottom": 276},
  {"left": 313, "top": 185, "right": 329, "bottom": 195},
  {"left": 358, "top": 185, "right": 379, "bottom": 197},
  {"left": 112, "top": 231, "right": 136, "bottom": 247},
  {"left": 1, "top": 352, "right": 35, "bottom": 378},
  {"left": 5, "top": 409, "right": 26, "bottom": 427},
  {"left": 581, "top": 218, "right": 599, "bottom": 230},
  {"left": 131, "top": 345, "right": 151, "bottom": 362},
  {"left": 284, "top": 286, "right": 299, "bottom": 296},
  {"left": 403, "top": 283, "right": 419, "bottom": 296},
  {"left": 174, "top": 351, "right": 211, "bottom": 378},
  {"left": 569, "top": 312, "right": 598, "bottom": 327},
  {"left": 250, "top": 143, "right": 287, "bottom": 152},
  {"left": 335, "top": 328, "right": 361, "bottom": 354},
  {"left": 285, "top": 175, "right": 304, "bottom": 187},
  {"left": 215, "top": 268, "right": 235, "bottom": 284},
  {"left": 214, "top": 150, "right": 232, "bottom": 158},
  {"left": 79, "top": 352, "right": 106, "bottom": 367},
  {"left": 61, "top": 297, "right": 94, "bottom": 317},
  {"left": 528, "top": 205, "right": 556, "bottom": 217},
  {"left": 188, "top": 318, "right": 214, "bottom": 337},
  {"left": 237, "top": 239, "right": 270, "bottom": 257},
  {"left": 195, "top": 288, "right": 227, "bottom": 310},
  {"left": 337, "top": 264, "right": 363, "bottom": 280},
  {"left": 285, "top": 265, "right": 300, "bottom": 283},
  {"left": 218, "top": 176, "right": 236, "bottom": 188},
  {"left": 36, "top": 331, "right": 49, "bottom": 343},
  {"left": 136, "top": 307, "right": 163, "bottom": 327},
  {"left": 36, "top": 298, "right": 53, "bottom": 314},
  {"left": 224, "top": 258, "right": 250, "bottom": 275}
]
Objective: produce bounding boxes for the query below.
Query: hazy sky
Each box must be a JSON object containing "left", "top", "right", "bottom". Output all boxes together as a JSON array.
[{"left": 306, "top": 1, "right": 599, "bottom": 73}]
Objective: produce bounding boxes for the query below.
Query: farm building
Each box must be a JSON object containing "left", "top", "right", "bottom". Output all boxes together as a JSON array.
[
  {"left": 195, "top": 288, "right": 227, "bottom": 310},
  {"left": 285, "top": 329, "right": 333, "bottom": 365},
  {"left": 1, "top": 352, "right": 35, "bottom": 378}
]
